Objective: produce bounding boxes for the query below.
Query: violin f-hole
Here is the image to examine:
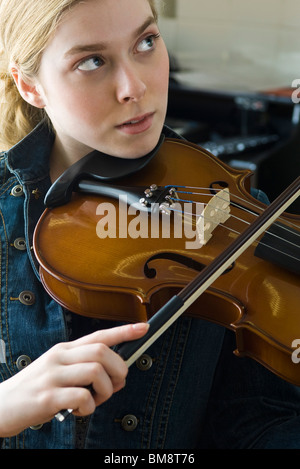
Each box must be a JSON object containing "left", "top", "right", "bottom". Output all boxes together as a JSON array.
[
  {"left": 210, "top": 180, "right": 229, "bottom": 196},
  {"left": 144, "top": 252, "right": 235, "bottom": 279}
]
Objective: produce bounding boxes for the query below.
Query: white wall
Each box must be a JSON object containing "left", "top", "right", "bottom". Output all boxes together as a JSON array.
[{"left": 157, "top": 0, "right": 300, "bottom": 92}]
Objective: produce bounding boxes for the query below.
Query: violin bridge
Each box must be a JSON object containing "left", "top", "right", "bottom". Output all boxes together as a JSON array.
[{"left": 196, "top": 188, "right": 231, "bottom": 246}]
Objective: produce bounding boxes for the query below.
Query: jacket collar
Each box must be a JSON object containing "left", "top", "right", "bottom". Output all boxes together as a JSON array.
[{"left": 6, "top": 120, "right": 54, "bottom": 184}]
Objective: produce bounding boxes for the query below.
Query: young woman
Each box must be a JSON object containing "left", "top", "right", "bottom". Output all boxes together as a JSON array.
[{"left": 0, "top": 0, "right": 300, "bottom": 449}]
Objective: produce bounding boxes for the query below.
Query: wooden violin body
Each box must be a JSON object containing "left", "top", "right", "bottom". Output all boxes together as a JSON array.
[{"left": 33, "top": 139, "right": 300, "bottom": 385}]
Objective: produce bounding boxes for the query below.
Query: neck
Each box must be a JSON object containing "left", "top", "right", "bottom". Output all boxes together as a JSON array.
[{"left": 49, "top": 135, "right": 92, "bottom": 183}]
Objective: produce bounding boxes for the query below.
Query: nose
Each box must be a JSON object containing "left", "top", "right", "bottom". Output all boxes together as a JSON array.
[{"left": 115, "top": 62, "right": 146, "bottom": 103}]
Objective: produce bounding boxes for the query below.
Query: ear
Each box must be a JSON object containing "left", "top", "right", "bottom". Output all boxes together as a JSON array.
[{"left": 10, "top": 66, "right": 46, "bottom": 109}]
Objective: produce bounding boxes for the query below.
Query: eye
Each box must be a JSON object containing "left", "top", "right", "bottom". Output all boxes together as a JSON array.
[
  {"left": 77, "top": 56, "right": 104, "bottom": 71},
  {"left": 136, "top": 33, "right": 160, "bottom": 53}
]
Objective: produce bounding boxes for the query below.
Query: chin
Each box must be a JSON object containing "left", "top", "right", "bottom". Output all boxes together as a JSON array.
[{"left": 121, "top": 132, "right": 163, "bottom": 159}]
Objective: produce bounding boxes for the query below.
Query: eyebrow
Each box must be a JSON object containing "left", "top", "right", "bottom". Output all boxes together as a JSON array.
[{"left": 63, "top": 16, "right": 156, "bottom": 58}]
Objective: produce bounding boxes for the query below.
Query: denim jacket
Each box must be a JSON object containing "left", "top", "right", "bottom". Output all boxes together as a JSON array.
[{"left": 1, "top": 122, "right": 299, "bottom": 450}]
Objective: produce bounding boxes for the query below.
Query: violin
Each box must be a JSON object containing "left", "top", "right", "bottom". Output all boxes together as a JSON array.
[{"left": 33, "top": 138, "right": 300, "bottom": 389}]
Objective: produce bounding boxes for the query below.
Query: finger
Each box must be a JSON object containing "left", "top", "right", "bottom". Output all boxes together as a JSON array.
[
  {"left": 68, "top": 322, "right": 149, "bottom": 349},
  {"left": 53, "top": 386, "right": 97, "bottom": 417},
  {"left": 53, "top": 362, "right": 125, "bottom": 410},
  {"left": 56, "top": 346, "right": 128, "bottom": 386},
  {"left": 58, "top": 342, "right": 118, "bottom": 366}
]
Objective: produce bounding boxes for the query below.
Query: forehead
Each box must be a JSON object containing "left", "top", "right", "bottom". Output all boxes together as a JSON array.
[{"left": 52, "top": 0, "right": 155, "bottom": 51}]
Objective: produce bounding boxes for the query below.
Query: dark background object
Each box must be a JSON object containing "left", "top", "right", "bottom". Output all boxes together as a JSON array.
[{"left": 166, "top": 79, "right": 300, "bottom": 214}]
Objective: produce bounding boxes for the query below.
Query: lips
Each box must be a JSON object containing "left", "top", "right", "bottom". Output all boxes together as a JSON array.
[{"left": 116, "top": 112, "right": 155, "bottom": 135}]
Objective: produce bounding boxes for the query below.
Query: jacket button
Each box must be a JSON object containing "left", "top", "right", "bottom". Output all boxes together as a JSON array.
[
  {"left": 16, "top": 355, "right": 32, "bottom": 370},
  {"left": 121, "top": 414, "right": 138, "bottom": 432},
  {"left": 13, "top": 238, "right": 26, "bottom": 251},
  {"left": 136, "top": 354, "right": 153, "bottom": 371},
  {"left": 30, "top": 424, "right": 43, "bottom": 431},
  {"left": 19, "top": 291, "right": 35, "bottom": 305},
  {"left": 11, "top": 185, "right": 24, "bottom": 197}
]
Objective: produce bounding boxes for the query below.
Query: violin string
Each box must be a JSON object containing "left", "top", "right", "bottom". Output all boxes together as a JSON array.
[
  {"left": 174, "top": 186, "right": 300, "bottom": 232},
  {"left": 169, "top": 196, "right": 249, "bottom": 225},
  {"left": 170, "top": 196, "right": 299, "bottom": 251},
  {"left": 171, "top": 186, "right": 300, "bottom": 242},
  {"left": 169, "top": 204, "right": 241, "bottom": 235},
  {"left": 224, "top": 191, "right": 300, "bottom": 234},
  {"left": 177, "top": 187, "right": 300, "bottom": 229},
  {"left": 167, "top": 205, "right": 300, "bottom": 263},
  {"left": 169, "top": 194, "right": 300, "bottom": 251}
]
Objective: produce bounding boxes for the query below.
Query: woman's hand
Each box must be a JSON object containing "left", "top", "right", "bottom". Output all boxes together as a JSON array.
[{"left": 0, "top": 322, "right": 149, "bottom": 437}]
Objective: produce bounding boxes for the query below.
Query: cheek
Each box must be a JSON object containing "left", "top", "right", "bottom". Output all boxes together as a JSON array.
[
  {"left": 154, "top": 50, "right": 170, "bottom": 96},
  {"left": 48, "top": 83, "right": 99, "bottom": 121}
]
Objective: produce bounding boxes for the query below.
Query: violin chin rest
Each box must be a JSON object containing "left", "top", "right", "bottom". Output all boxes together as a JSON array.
[{"left": 44, "top": 134, "right": 165, "bottom": 208}]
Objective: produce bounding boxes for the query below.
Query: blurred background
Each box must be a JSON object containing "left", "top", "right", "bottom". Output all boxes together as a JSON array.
[{"left": 157, "top": 0, "right": 300, "bottom": 213}]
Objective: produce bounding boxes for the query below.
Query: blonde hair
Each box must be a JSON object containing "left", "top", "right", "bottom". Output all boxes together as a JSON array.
[{"left": 0, "top": 0, "right": 158, "bottom": 150}]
